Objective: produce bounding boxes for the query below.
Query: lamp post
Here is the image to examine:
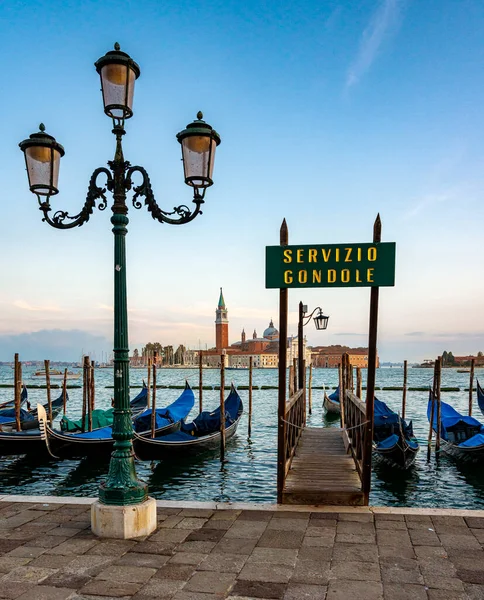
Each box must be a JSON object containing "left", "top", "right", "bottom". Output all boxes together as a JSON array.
[
  {"left": 19, "top": 43, "right": 221, "bottom": 537},
  {"left": 297, "top": 302, "right": 329, "bottom": 390}
]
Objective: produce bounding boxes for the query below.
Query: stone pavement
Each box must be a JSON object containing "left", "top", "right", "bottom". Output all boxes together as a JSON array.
[{"left": 0, "top": 500, "right": 483, "bottom": 599}]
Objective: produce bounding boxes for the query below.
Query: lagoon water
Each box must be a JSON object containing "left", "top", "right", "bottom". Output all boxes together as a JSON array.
[{"left": 0, "top": 364, "right": 483, "bottom": 508}]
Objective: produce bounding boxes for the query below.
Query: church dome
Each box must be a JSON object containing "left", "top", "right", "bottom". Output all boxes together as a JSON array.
[{"left": 263, "top": 319, "right": 279, "bottom": 340}]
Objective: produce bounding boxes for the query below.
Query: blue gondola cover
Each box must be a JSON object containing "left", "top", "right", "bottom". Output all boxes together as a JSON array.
[{"left": 134, "top": 386, "right": 195, "bottom": 433}]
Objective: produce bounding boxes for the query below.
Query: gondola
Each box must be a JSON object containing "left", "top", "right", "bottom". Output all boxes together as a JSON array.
[
  {"left": 373, "top": 397, "right": 419, "bottom": 469},
  {"left": 427, "top": 392, "right": 484, "bottom": 463},
  {"left": 38, "top": 382, "right": 195, "bottom": 459},
  {"left": 323, "top": 386, "right": 340, "bottom": 414},
  {"left": 134, "top": 384, "right": 243, "bottom": 461},
  {"left": 0, "top": 391, "right": 67, "bottom": 456},
  {"left": 0, "top": 385, "right": 28, "bottom": 412},
  {"left": 60, "top": 383, "right": 148, "bottom": 432},
  {"left": 476, "top": 380, "right": 484, "bottom": 417}
]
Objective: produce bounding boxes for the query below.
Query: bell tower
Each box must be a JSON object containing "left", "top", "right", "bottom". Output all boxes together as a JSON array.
[{"left": 215, "top": 288, "right": 229, "bottom": 350}]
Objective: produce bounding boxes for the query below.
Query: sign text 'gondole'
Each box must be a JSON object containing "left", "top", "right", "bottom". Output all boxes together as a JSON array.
[{"left": 265, "top": 242, "right": 396, "bottom": 289}]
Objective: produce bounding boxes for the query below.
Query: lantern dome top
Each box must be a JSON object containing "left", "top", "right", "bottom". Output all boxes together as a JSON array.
[
  {"left": 19, "top": 124, "right": 65, "bottom": 156},
  {"left": 94, "top": 43, "right": 140, "bottom": 79},
  {"left": 176, "top": 112, "right": 221, "bottom": 146}
]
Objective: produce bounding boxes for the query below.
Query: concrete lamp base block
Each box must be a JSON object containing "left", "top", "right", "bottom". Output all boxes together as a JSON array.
[{"left": 91, "top": 497, "right": 157, "bottom": 539}]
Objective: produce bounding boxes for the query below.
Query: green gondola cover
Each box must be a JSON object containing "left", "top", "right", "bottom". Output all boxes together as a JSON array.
[{"left": 60, "top": 408, "right": 114, "bottom": 432}]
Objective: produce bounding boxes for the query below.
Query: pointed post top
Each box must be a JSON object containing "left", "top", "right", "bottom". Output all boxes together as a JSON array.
[
  {"left": 373, "top": 213, "right": 381, "bottom": 243},
  {"left": 218, "top": 287, "right": 226, "bottom": 309},
  {"left": 280, "top": 219, "right": 288, "bottom": 245}
]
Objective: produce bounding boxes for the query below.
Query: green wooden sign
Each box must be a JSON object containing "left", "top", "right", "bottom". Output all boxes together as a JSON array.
[{"left": 265, "top": 242, "right": 396, "bottom": 289}]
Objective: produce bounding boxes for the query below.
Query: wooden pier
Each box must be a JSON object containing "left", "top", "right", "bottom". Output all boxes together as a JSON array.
[{"left": 282, "top": 427, "right": 364, "bottom": 505}]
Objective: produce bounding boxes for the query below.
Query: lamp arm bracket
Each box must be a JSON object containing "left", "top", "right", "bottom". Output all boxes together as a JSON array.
[
  {"left": 126, "top": 165, "right": 204, "bottom": 225},
  {"left": 302, "top": 306, "right": 321, "bottom": 327},
  {"left": 38, "top": 167, "right": 112, "bottom": 230}
]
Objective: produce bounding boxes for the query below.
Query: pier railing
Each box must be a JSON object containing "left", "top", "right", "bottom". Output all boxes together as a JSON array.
[
  {"left": 343, "top": 390, "right": 367, "bottom": 479},
  {"left": 283, "top": 388, "right": 305, "bottom": 476}
]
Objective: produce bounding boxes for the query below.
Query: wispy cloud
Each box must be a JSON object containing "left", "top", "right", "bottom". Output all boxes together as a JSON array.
[
  {"left": 346, "top": 0, "right": 403, "bottom": 89},
  {"left": 403, "top": 192, "right": 451, "bottom": 220},
  {"left": 405, "top": 331, "right": 425, "bottom": 337},
  {"left": 13, "top": 300, "right": 62, "bottom": 312}
]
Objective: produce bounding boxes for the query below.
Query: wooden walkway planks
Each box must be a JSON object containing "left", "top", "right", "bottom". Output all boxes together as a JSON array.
[{"left": 282, "top": 427, "right": 365, "bottom": 506}]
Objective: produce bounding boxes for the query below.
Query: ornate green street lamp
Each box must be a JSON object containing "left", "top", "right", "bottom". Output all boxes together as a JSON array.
[{"left": 19, "top": 44, "right": 221, "bottom": 513}]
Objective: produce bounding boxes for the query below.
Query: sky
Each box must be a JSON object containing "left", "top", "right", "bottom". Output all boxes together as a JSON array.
[{"left": 1, "top": 0, "right": 484, "bottom": 362}]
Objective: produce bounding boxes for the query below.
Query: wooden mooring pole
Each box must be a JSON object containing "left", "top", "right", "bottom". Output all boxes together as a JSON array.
[
  {"left": 151, "top": 352, "right": 157, "bottom": 438},
  {"left": 402, "top": 360, "right": 408, "bottom": 420},
  {"left": 469, "top": 358, "right": 475, "bottom": 416},
  {"left": 356, "top": 367, "right": 362, "bottom": 399},
  {"left": 90, "top": 363, "right": 95, "bottom": 412},
  {"left": 427, "top": 360, "right": 438, "bottom": 461},
  {"left": 308, "top": 363, "right": 313, "bottom": 416},
  {"left": 14, "top": 354, "right": 21, "bottom": 432},
  {"left": 86, "top": 358, "right": 92, "bottom": 432},
  {"left": 277, "top": 219, "right": 288, "bottom": 504},
  {"left": 220, "top": 353, "right": 226, "bottom": 462},
  {"left": 435, "top": 357, "right": 442, "bottom": 457},
  {"left": 248, "top": 356, "right": 253, "bottom": 437},
  {"left": 147, "top": 358, "right": 152, "bottom": 409},
  {"left": 62, "top": 368, "right": 68, "bottom": 414},
  {"left": 199, "top": 351, "right": 203, "bottom": 413},
  {"left": 82, "top": 356, "right": 88, "bottom": 433},
  {"left": 44, "top": 359, "right": 52, "bottom": 425},
  {"left": 362, "top": 214, "right": 381, "bottom": 504}
]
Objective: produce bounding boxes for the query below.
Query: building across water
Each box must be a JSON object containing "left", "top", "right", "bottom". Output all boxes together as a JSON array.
[
  {"left": 310, "top": 345, "right": 378, "bottom": 369},
  {"left": 201, "top": 289, "right": 311, "bottom": 368}
]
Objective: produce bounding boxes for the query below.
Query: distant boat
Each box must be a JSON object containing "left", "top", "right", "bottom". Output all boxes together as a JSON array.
[
  {"left": 323, "top": 386, "right": 340, "bottom": 414},
  {"left": 427, "top": 392, "right": 484, "bottom": 463},
  {"left": 32, "top": 369, "right": 81, "bottom": 380}
]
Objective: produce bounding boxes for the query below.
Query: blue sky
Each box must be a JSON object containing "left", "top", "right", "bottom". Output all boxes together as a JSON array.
[{"left": 1, "top": 0, "right": 484, "bottom": 362}]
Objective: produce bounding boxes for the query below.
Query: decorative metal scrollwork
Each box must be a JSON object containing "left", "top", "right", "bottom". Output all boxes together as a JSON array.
[
  {"left": 126, "top": 165, "right": 204, "bottom": 225},
  {"left": 37, "top": 167, "right": 113, "bottom": 229}
]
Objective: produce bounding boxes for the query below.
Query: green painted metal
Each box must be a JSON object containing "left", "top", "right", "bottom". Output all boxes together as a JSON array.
[
  {"left": 98, "top": 213, "right": 148, "bottom": 506},
  {"left": 265, "top": 242, "right": 396, "bottom": 289}
]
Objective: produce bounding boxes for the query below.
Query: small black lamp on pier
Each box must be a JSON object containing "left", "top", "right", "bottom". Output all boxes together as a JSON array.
[
  {"left": 297, "top": 303, "right": 329, "bottom": 390},
  {"left": 19, "top": 43, "right": 221, "bottom": 539}
]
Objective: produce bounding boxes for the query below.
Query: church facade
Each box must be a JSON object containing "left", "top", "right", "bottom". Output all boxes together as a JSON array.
[{"left": 202, "top": 289, "right": 311, "bottom": 368}]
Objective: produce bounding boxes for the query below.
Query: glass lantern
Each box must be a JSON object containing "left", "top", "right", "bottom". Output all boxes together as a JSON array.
[
  {"left": 95, "top": 43, "right": 140, "bottom": 120},
  {"left": 176, "top": 112, "right": 221, "bottom": 190},
  {"left": 19, "top": 124, "right": 65, "bottom": 196}
]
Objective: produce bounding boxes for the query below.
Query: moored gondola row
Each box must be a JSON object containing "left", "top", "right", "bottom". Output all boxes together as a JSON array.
[{"left": 322, "top": 356, "right": 484, "bottom": 470}]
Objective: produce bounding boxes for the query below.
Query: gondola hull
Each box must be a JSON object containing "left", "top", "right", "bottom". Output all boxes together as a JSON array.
[
  {"left": 323, "top": 393, "right": 340, "bottom": 414},
  {"left": 0, "top": 430, "right": 50, "bottom": 457},
  {"left": 134, "top": 414, "right": 241, "bottom": 461},
  {"left": 439, "top": 439, "right": 484, "bottom": 463},
  {"left": 44, "top": 421, "right": 181, "bottom": 459},
  {"left": 373, "top": 436, "right": 419, "bottom": 469}
]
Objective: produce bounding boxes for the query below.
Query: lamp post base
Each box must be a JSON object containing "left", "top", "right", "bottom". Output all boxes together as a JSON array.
[{"left": 91, "top": 497, "right": 157, "bottom": 539}]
